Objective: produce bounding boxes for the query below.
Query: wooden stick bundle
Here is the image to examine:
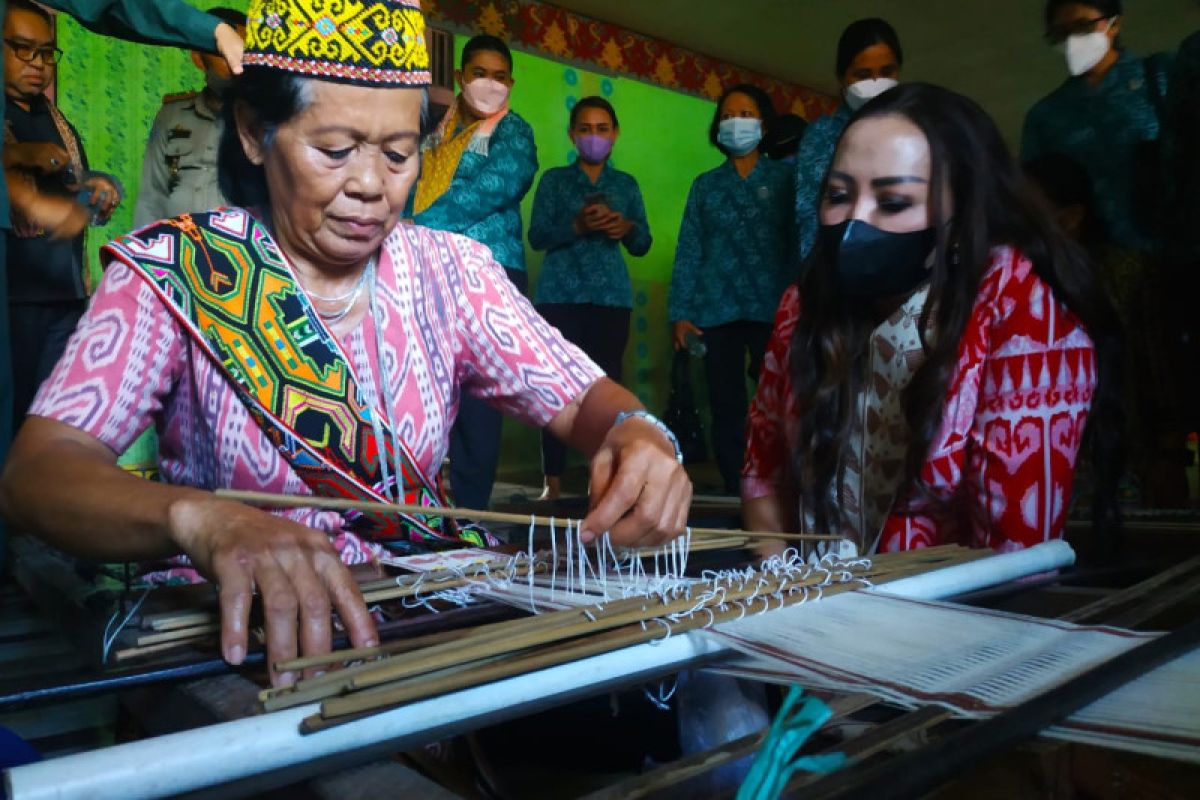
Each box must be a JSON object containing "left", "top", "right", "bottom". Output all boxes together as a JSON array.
[
  {"left": 298, "top": 547, "right": 982, "bottom": 731},
  {"left": 267, "top": 547, "right": 981, "bottom": 725}
]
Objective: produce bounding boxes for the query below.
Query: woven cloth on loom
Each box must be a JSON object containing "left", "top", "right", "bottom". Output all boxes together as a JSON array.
[{"left": 708, "top": 592, "right": 1200, "bottom": 764}]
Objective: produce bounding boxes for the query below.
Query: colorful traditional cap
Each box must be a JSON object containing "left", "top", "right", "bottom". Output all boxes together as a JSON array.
[{"left": 244, "top": 0, "right": 431, "bottom": 86}]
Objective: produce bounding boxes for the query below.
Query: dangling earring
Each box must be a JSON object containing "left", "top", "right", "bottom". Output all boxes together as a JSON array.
[{"left": 951, "top": 242, "right": 962, "bottom": 267}]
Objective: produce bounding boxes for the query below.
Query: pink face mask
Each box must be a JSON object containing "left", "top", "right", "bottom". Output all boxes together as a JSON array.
[{"left": 462, "top": 77, "right": 510, "bottom": 116}]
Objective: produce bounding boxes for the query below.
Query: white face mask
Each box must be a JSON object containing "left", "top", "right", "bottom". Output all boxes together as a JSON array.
[
  {"left": 461, "top": 77, "right": 510, "bottom": 116},
  {"left": 1061, "top": 30, "right": 1111, "bottom": 76},
  {"left": 844, "top": 77, "right": 899, "bottom": 111}
]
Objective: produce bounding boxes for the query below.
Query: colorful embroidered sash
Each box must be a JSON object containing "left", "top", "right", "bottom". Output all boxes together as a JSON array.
[{"left": 104, "top": 208, "right": 490, "bottom": 551}]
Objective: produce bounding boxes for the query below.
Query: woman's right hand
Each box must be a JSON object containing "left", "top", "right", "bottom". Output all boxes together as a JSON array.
[
  {"left": 672, "top": 320, "right": 703, "bottom": 351},
  {"left": 166, "top": 497, "right": 378, "bottom": 687}
]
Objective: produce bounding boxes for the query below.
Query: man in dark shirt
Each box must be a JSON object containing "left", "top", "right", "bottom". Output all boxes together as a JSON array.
[{"left": 3, "top": 0, "right": 121, "bottom": 429}]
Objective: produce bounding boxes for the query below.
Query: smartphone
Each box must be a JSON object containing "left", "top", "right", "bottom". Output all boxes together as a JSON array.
[{"left": 583, "top": 192, "right": 609, "bottom": 208}]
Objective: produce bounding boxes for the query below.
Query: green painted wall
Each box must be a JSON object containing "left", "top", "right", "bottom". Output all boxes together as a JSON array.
[
  {"left": 489, "top": 43, "right": 722, "bottom": 477},
  {"left": 50, "top": 13, "right": 720, "bottom": 477},
  {"left": 55, "top": 1, "right": 247, "bottom": 467}
]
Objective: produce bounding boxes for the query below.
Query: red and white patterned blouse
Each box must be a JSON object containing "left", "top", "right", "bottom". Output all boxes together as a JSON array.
[
  {"left": 743, "top": 246, "right": 1096, "bottom": 553},
  {"left": 31, "top": 215, "right": 604, "bottom": 571}
]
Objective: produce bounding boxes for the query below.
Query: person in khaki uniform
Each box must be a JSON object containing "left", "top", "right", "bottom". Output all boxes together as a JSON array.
[{"left": 133, "top": 6, "right": 244, "bottom": 228}]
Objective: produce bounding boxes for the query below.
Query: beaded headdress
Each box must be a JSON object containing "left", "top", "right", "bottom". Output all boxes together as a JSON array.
[{"left": 244, "top": 0, "right": 431, "bottom": 86}]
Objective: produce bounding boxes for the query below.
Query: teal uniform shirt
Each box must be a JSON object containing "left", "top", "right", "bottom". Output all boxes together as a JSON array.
[
  {"left": 668, "top": 157, "right": 796, "bottom": 328},
  {"left": 530, "top": 162, "right": 651, "bottom": 308},
  {"left": 795, "top": 103, "right": 853, "bottom": 262},
  {"left": 414, "top": 111, "right": 538, "bottom": 272},
  {"left": 1021, "top": 51, "right": 1173, "bottom": 252}
]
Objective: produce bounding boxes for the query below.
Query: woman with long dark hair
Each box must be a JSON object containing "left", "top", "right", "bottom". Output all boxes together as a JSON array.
[{"left": 743, "top": 83, "right": 1120, "bottom": 556}]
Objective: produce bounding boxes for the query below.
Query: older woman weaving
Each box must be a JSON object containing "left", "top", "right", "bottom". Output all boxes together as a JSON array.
[{"left": 0, "top": 0, "right": 691, "bottom": 686}]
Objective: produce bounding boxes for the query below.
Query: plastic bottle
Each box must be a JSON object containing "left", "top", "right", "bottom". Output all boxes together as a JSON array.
[{"left": 685, "top": 331, "right": 707, "bottom": 358}]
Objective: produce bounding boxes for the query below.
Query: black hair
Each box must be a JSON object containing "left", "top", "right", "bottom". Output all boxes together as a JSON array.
[
  {"left": 1045, "top": 0, "right": 1123, "bottom": 27},
  {"left": 1023, "top": 153, "right": 1106, "bottom": 250},
  {"left": 206, "top": 6, "right": 248, "bottom": 28},
  {"left": 708, "top": 83, "right": 777, "bottom": 157},
  {"left": 6, "top": 0, "right": 52, "bottom": 25},
  {"left": 218, "top": 68, "right": 313, "bottom": 209},
  {"left": 762, "top": 113, "right": 809, "bottom": 160},
  {"left": 835, "top": 18, "right": 903, "bottom": 78},
  {"left": 792, "top": 83, "right": 1123, "bottom": 547},
  {"left": 570, "top": 96, "right": 618, "bottom": 129},
  {"left": 461, "top": 34, "right": 513, "bottom": 73}
]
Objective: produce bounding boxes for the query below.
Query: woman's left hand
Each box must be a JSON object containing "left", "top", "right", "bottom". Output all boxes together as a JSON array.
[{"left": 581, "top": 417, "right": 691, "bottom": 548}]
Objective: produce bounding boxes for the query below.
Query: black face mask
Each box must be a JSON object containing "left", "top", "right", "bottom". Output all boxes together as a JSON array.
[{"left": 819, "top": 220, "right": 937, "bottom": 301}]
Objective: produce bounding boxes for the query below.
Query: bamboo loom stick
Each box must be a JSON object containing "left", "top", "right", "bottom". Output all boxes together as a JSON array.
[
  {"left": 215, "top": 488, "right": 845, "bottom": 542},
  {"left": 134, "top": 623, "right": 221, "bottom": 648},
  {"left": 143, "top": 611, "right": 218, "bottom": 632},
  {"left": 113, "top": 639, "right": 208, "bottom": 663}
]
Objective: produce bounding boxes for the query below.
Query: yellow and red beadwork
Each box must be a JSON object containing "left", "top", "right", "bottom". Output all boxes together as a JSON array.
[{"left": 244, "top": 0, "right": 431, "bottom": 86}]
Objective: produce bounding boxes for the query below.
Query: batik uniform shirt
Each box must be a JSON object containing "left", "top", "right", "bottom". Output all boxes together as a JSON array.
[
  {"left": 668, "top": 157, "right": 796, "bottom": 328},
  {"left": 31, "top": 213, "right": 604, "bottom": 571},
  {"left": 743, "top": 247, "right": 1097, "bottom": 553},
  {"left": 413, "top": 111, "right": 538, "bottom": 272},
  {"left": 0, "top": 0, "right": 220, "bottom": 227},
  {"left": 1021, "top": 50, "right": 1173, "bottom": 253},
  {"left": 530, "top": 162, "right": 651, "bottom": 308},
  {"left": 794, "top": 104, "right": 852, "bottom": 262}
]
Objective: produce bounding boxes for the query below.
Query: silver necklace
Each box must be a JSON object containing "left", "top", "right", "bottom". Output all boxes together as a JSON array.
[
  {"left": 307, "top": 259, "right": 375, "bottom": 323},
  {"left": 305, "top": 265, "right": 371, "bottom": 303}
]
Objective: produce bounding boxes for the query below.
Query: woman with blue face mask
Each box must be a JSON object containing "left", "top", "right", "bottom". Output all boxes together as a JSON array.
[
  {"left": 530, "top": 96, "right": 652, "bottom": 500},
  {"left": 795, "top": 18, "right": 904, "bottom": 265},
  {"left": 1022, "top": 0, "right": 1182, "bottom": 506},
  {"left": 668, "top": 83, "right": 794, "bottom": 495}
]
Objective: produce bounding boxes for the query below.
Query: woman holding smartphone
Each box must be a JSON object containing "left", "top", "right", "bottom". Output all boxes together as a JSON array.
[{"left": 529, "top": 96, "right": 652, "bottom": 500}]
